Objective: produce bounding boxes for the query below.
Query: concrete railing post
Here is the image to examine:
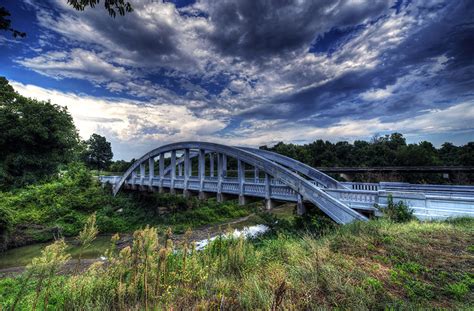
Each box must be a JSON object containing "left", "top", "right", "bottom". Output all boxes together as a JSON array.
[
  {"left": 140, "top": 163, "right": 146, "bottom": 190},
  {"left": 148, "top": 157, "right": 155, "bottom": 191},
  {"left": 297, "top": 194, "right": 306, "bottom": 215},
  {"left": 265, "top": 173, "right": 273, "bottom": 210},
  {"left": 222, "top": 154, "right": 227, "bottom": 178},
  {"left": 159, "top": 153, "right": 164, "bottom": 193},
  {"left": 199, "top": 149, "right": 206, "bottom": 199},
  {"left": 238, "top": 159, "right": 246, "bottom": 205},
  {"left": 210, "top": 153, "right": 215, "bottom": 177},
  {"left": 184, "top": 148, "right": 190, "bottom": 197},
  {"left": 170, "top": 150, "right": 176, "bottom": 194},
  {"left": 217, "top": 153, "right": 223, "bottom": 202}
]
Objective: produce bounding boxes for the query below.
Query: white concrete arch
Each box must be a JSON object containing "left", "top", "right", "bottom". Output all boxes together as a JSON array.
[{"left": 112, "top": 141, "right": 367, "bottom": 224}]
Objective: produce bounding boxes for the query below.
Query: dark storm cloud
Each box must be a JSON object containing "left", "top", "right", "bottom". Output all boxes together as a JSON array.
[
  {"left": 36, "top": 1, "right": 197, "bottom": 70},
  {"left": 246, "top": 0, "right": 474, "bottom": 125},
  {"left": 204, "top": 0, "right": 391, "bottom": 61},
  {"left": 13, "top": 0, "right": 474, "bottom": 148}
]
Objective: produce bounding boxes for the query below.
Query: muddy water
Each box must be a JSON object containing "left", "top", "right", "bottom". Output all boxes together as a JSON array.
[{"left": 0, "top": 235, "right": 113, "bottom": 270}]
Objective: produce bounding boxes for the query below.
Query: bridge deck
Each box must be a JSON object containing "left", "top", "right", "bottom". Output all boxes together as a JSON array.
[
  {"left": 98, "top": 142, "right": 474, "bottom": 223},
  {"left": 100, "top": 175, "right": 474, "bottom": 221}
]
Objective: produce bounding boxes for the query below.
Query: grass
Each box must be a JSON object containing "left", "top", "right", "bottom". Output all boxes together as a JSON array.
[
  {"left": 0, "top": 164, "right": 256, "bottom": 249},
  {"left": 0, "top": 217, "right": 472, "bottom": 310}
]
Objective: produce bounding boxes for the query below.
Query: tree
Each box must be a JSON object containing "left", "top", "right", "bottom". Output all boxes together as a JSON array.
[
  {"left": 459, "top": 142, "right": 474, "bottom": 166},
  {"left": 67, "top": 0, "right": 133, "bottom": 17},
  {"left": 1, "top": 0, "right": 132, "bottom": 38},
  {"left": 0, "top": 77, "right": 80, "bottom": 189},
  {"left": 439, "top": 142, "right": 460, "bottom": 166},
  {"left": 83, "top": 134, "right": 113, "bottom": 171},
  {"left": 0, "top": 6, "right": 26, "bottom": 38},
  {"left": 108, "top": 159, "right": 133, "bottom": 172}
]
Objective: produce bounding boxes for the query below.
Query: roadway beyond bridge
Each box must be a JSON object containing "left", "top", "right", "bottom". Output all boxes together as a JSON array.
[{"left": 99, "top": 142, "right": 474, "bottom": 224}]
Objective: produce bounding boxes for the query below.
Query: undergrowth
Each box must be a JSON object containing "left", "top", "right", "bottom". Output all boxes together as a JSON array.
[
  {"left": 0, "top": 216, "right": 472, "bottom": 310},
  {"left": 0, "top": 164, "right": 254, "bottom": 248}
]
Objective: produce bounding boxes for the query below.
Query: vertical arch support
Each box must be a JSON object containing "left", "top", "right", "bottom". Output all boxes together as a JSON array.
[{"left": 113, "top": 142, "right": 367, "bottom": 224}]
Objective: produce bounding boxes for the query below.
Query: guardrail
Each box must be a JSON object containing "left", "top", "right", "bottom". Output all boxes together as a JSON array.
[{"left": 99, "top": 176, "right": 474, "bottom": 221}]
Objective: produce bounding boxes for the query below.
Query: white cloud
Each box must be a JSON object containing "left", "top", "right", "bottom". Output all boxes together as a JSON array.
[
  {"left": 10, "top": 81, "right": 227, "bottom": 144},
  {"left": 16, "top": 49, "right": 132, "bottom": 84},
  {"left": 10, "top": 80, "right": 473, "bottom": 158}
]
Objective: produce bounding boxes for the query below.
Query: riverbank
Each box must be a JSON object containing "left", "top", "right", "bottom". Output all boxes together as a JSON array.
[
  {"left": 1, "top": 217, "right": 472, "bottom": 309},
  {"left": 0, "top": 165, "right": 261, "bottom": 252},
  {"left": 0, "top": 204, "right": 294, "bottom": 277}
]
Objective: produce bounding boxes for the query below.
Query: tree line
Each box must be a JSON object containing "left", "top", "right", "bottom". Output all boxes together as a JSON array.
[{"left": 260, "top": 133, "right": 473, "bottom": 168}]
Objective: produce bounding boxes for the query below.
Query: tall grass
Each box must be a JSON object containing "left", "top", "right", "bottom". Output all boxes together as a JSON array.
[{"left": 1, "top": 217, "right": 473, "bottom": 310}]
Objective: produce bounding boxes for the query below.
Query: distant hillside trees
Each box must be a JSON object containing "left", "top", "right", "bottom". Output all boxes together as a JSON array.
[
  {"left": 0, "top": 77, "right": 80, "bottom": 189},
  {"left": 109, "top": 159, "right": 135, "bottom": 173},
  {"left": 260, "top": 133, "right": 473, "bottom": 168}
]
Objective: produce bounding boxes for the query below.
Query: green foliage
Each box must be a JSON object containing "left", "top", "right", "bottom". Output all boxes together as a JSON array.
[
  {"left": 293, "top": 207, "right": 337, "bottom": 234},
  {"left": 1, "top": 218, "right": 472, "bottom": 310},
  {"left": 382, "top": 195, "right": 414, "bottom": 223},
  {"left": 82, "top": 133, "right": 114, "bottom": 171},
  {"left": 0, "top": 165, "right": 254, "bottom": 247},
  {"left": 0, "top": 204, "right": 12, "bottom": 234},
  {"left": 261, "top": 132, "right": 473, "bottom": 183},
  {"left": 108, "top": 159, "right": 134, "bottom": 173},
  {"left": 0, "top": 77, "right": 80, "bottom": 190},
  {"left": 67, "top": 0, "right": 133, "bottom": 17},
  {"left": 78, "top": 213, "right": 99, "bottom": 250},
  {"left": 445, "top": 281, "right": 470, "bottom": 300}
]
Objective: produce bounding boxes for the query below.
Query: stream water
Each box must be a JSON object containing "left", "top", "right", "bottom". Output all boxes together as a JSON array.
[
  {"left": 0, "top": 225, "right": 269, "bottom": 270},
  {"left": 0, "top": 236, "right": 112, "bottom": 270}
]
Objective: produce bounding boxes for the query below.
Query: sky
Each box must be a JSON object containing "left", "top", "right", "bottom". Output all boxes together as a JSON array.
[{"left": 1, "top": 0, "right": 473, "bottom": 160}]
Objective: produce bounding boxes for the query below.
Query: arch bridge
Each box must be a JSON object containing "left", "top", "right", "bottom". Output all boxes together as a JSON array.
[{"left": 99, "top": 142, "right": 474, "bottom": 224}]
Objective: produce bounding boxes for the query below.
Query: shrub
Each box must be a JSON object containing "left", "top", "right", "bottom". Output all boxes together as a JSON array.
[
  {"left": 382, "top": 195, "right": 414, "bottom": 223},
  {"left": 0, "top": 205, "right": 13, "bottom": 234},
  {"left": 293, "top": 207, "right": 336, "bottom": 234}
]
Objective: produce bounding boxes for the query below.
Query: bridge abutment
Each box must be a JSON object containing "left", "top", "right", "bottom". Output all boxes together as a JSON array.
[
  {"left": 199, "top": 191, "right": 210, "bottom": 200},
  {"left": 296, "top": 194, "right": 306, "bottom": 215},
  {"left": 265, "top": 199, "right": 276, "bottom": 210},
  {"left": 183, "top": 189, "right": 193, "bottom": 198},
  {"left": 217, "top": 192, "right": 233, "bottom": 203}
]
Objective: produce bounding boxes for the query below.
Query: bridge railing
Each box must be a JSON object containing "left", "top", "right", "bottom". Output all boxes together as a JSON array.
[
  {"left": 100, "top": 174, "right": 474, "bottom": 221},
  {"left": 343, "top": 182, "right": 474, "bottom": 197}
]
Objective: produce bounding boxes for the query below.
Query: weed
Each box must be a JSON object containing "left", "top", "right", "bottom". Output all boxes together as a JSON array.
[
  {"left": 445, "top": 281, "right": 469, "bottom": 300},
  {"left": 379, "top": 195, "right": 414, "bottom": 223}
]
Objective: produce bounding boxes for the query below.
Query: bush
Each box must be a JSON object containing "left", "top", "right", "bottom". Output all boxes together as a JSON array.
[
  {"left": 293, "top": 207, "right": 336, "bottom": 234},
  {"left": 382, "top": 195, "right": 413, "bottom": 223},
  {"left": 0, "top": 205, "right": 13, "bottom": 234}
]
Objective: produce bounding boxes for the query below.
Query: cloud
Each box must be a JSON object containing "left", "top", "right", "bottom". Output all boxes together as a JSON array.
[
  {"left": 201, "top": 0, "right": 391, "bottom": 61},
  {"left": 16, "top": 49, "right": 132, "bottom": 84},
  {"left": 10, "top": 80, "right": 227, "bottom": 143},
  {"left": 6, "top": 0, "right": 473, "bottom": 156},
  {"left": 11, "top": 81, "right": 473, "bottom": 159}
]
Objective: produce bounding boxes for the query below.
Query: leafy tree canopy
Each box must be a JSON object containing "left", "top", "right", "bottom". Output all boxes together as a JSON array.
[
  {"left": 261, "top": 132, "right": 473, "bottom": 168},
  {"left": 67, "top": 0, "right": 133, "bottom": 17},
  {"left": 1, "top": 0, "right": 133, "bottom": 38},
  {"left": 0, "top": 77, "right": 80, "bottom": 189},
  {"left": 0, "top": 6, "right": 26, "bottom": 38},
  {"left": 82, "top": 133, "right": 114, "bottom": 171}
]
